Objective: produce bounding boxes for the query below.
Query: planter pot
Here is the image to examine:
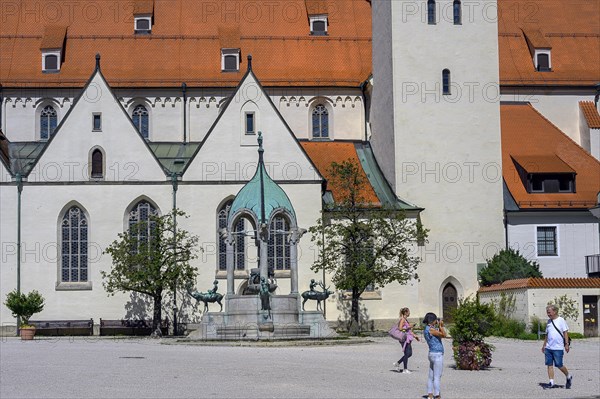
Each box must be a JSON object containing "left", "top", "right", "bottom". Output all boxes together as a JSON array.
[{"left": 20, "top": 326, "right": 36, "bottom": 340}]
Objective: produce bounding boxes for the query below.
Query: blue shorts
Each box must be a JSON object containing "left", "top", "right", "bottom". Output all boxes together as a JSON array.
[{"left": 545, "top": 349, "right": 564, "bottom": 367}]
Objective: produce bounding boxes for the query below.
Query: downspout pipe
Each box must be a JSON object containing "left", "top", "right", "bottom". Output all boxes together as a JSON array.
[
  {"left": 171, "top": 172, "right": 179, "bottom": 335},
  {"left": 182, "top": 83, "right": 187, "bottom": 143},
  {"left": 16, "top": 173, "right": 23, "bottom": 334}
]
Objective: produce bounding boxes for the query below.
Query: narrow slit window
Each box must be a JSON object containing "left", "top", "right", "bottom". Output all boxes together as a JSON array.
[
  {"left": 91, "top": 149, "right": 103, "bottom": 178},
  {"left": 428, "top": 0, "right": 436, "bottom": 25},
  {"left": 245, "top": 112, "right": 255, "bottom": 134},
  {"left": 93, "top": 114, "right": 102, "bottom": 131},
  {"left": 442, "top": 69, "right": 451, "bottom": 95},
  {"left": 453, "top": 0, "right": 461, "bottom": 25}
]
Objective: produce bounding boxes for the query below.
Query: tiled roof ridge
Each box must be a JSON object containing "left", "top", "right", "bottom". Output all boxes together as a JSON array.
[
  {"left": 526, "top": 103, "right": 600, "bottom": 168},
  {"left": 478, "top": 277, "right": 600, "bottom": 292},
  {"left": 579, "top": 101, "right": 600, "bottom": 129},
  {"left": 0, "top": 34, "right": 372, "bottom": 42}
]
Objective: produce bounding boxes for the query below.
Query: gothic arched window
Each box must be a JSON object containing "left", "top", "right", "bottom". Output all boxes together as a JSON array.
[
  {"left": 128, "top": 200, "right": 158, "bottom": 253},
  {"left": 312, "top": 104, "right": 329, "bottom": 139},
  {"left": 40, "top": 105, "right": 57, "bottom": 140},
  {"left": 217, "top": 201, "right": 246, "bottom": 271},
  {"left": 60, "top": 206, "right": 88, "bottom": 282},
  {"left": 91, "top": 149, "right": 103, "bottom": 178},
  {"left": 268, "top": 215, "right": 290, "bottom": 270},
  {"left": 132, "top": 104, "right": 149, "bottom": 139}
]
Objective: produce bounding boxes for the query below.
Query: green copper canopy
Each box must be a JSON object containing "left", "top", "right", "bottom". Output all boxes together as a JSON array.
[{"left": 229, "top": 132, "right": 296, "bottom": 225}]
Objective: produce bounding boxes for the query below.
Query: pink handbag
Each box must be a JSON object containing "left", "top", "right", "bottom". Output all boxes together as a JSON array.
[{"left": 388, "top": 323, "right": 407, "bottom": 343}]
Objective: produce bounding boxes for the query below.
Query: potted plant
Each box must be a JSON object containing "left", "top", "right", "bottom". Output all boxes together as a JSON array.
[{"left": 4, "top": 290, "right": 45, "bottom": 340}]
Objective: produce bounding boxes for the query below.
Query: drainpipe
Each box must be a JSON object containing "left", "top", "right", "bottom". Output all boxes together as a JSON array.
[
  {"left": 171, "top": 172, "right": 179, "bottom": 335},
  {"left": 504, "top": 209, "right": 509, "bottom": 250},
  {"left": 181, "top": 83, "right": 187, "bottom": 143},
  {"left": 16, "top": 173, "right": 23, "bottom": 334}
]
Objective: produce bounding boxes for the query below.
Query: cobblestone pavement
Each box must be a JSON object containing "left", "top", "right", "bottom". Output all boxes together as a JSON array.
[{"left": 0, "top": 335, "right": 598, "bottom": 399}]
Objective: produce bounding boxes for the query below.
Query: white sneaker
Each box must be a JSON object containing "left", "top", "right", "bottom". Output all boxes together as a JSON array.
[{"left": 402, "top": 369, "right": 412, "bottom": 374}]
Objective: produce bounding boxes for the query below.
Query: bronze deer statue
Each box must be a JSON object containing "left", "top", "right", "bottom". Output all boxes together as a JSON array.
[
  {"left": 301, "top": 281, "right": 334, "bottom": 312},
  {"left": 187, "top": 283, "right": 224, "bottom": 313}
]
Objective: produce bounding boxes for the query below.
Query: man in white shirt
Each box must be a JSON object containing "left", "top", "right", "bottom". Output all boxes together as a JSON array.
[{"left": 541, "top": 304, "right": 573, "bottom": 389}]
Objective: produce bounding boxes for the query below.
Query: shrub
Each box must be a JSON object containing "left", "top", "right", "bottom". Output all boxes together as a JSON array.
[
  {"left": 479, "top": 248, "right": 542, "bottom": 286},
  {"left": 530, "top": 316, "right": 544, "bottom": 335},
  {"left": 569, "top": 332, "right": 584, "bottom": 339},
  {"left": 450, "top": 295, "right": 496, "bottom": 342},
  {"left": 4, "top": 290, "right": 45, "bottom": 326},
  {"left": 491, "top": 316, "right": 527, "bottom": 338},
  {"left": 450, "top": 295, "right": 496, "bottom": 370}
]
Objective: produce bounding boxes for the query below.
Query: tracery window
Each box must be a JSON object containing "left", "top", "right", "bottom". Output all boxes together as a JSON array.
[
  {"left": 60, "top": 206, "right": 88, "bottom": 282},
  {"left": 217, "top": 201, "right": 246, "bottom": 271},
  {"left": 132, "top": 104, "right": 149, "bottom": 138},
  {"left": 40, "top": 105, "right": 58, "bottom": 140},
  {"left": 268, "top": 215, "right": 290, "bottom": 270},
  {"left": 128, "top": 200, "right": 158, "bottom": 253},
  {"left": 312, "top": 104, "right": 329, "bottom": 139}
]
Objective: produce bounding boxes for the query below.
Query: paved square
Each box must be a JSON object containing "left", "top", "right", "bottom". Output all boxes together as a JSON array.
[{"left": 1, "top": 336, "right": 598, "bottom": 398}]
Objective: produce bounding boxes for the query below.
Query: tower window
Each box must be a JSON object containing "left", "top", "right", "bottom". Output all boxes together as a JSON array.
[
  {"left": 453, "top": 0, "right": 461, "bottom": 25},
  {"left": 428, "top": 0, "right": 436, "bottom": 25},
  {"left": 442, "top": 69, "right": 451, "bottom": 95}
]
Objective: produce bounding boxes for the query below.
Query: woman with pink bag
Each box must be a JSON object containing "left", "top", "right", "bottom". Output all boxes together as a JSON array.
[{"left": 393, "top": 307, "right": 420, "bottom": 373}]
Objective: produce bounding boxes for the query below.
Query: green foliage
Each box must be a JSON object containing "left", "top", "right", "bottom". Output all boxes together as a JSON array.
[
  {"left": 449, "top": 295, "right": 496, "bottom": 342},
  {"left": 569, "top": 332, "right": 584, "bottom": 339},
  {"left": 548, "top": 295, "right": 579, "bottom": 322},
  {"left": 453, "top": 340, "right": 494, "bottom": 370},
  {"left": 479, "top": 248, "right": 542, "bottom": 286},
  {"left": 490, "top": 316, "right": 527, "bottom": 338},
  {"left": 493, "top": 292, "right": 516, "bottom": 319},
  {"left": 102, "top": 209, "right": 200, "bottom": 332},
  {"left": 309, "top": 160, "right": 427, "bottom": 334},
  {"left": 530, "top": 316, "right": 545, "bottom": 335},
  {"left": 4, "top": 290, "right": 45, "bottom": 326}
]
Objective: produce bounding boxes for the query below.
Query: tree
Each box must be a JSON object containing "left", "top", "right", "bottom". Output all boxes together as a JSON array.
[
  {"left": 478, "top": 248, "right": 542, "bottom": 286},
  {"left": 102, "top": 209, "right": 200, "bottom": 333},
  {"left": 309, "top": 160, "right": 427, "bottom": 334},
  {"left": 548, "top": 294, "right": 579, "bottom": 322}
]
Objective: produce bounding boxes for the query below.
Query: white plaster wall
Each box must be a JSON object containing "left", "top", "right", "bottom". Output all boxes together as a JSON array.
[
  {"left": 0, "top": 184, "right": 174, "bottom": 322},
  {"left": 27, "top": 73, "right": 167, "bottom": 183},
  {"left": 184, "top": 73, "right": 320, "bottom": 182},
  {"left": 2, "top": 88, "right": 76, "bottom": 141},
  {"left": 270, "top": 88, "right": 365, "bottom": 140},
  {"left": 591, "top": 128, "right": 600, "bottom": 161},
  {"left": 479, "top": 289, "right": 530, "bottom": 323},
  {"left": 480, "top": 288, "right": 600, "bottom": 334},
  {"left": 376, "top": 0, "right": 505, "bottom": 316},
  {"left": 0, "top": 159, "right": 11, "bottom": 183},
  {"left": 0, "top": 184, "right": 18, "bottom": 325},
  {"left": 507, "top": 212, "right": 600, "bottom": 277}
]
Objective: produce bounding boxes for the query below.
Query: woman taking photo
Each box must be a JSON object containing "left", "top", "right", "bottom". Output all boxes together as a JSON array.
[{"left": 423, "top": 312, "right": 447, "bottom": 399}]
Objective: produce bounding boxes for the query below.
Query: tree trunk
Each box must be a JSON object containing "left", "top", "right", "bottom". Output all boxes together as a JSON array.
[
  {"left": 152, "top": 292, "right": 162, "bottom": 334},
  {"left": 350, "top": 289, "right": 361, "bottom": 335}
]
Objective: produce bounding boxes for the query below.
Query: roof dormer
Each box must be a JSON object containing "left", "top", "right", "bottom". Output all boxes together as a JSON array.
[
  {"left": 40, "top": 26, "right": 67, "bottom": 73},
  {"left": 133, "top": 0, "right": 154, "bottom": 34},
  {"left": 219, "top": 26, "right": 241, "bottom": 72},
  {"left": 309, "top": 15, "right": 328, "bottom": 36},
  {"left": 522, "top": 29, "right": 552, "bottom": 72}
]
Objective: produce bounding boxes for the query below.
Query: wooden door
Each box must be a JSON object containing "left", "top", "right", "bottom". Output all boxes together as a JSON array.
[
  {"left": 442, "top": 284, "right": 458, "bottom": 322},
  {"left": 583, "top": 296, "right": 598, "bottom": 337}
]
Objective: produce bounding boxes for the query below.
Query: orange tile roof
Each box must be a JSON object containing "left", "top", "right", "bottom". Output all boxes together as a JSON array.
[
  {"left": 301, "top": 141, "right": 380, "bottom": 205},
  {"left": 39, "top": 26, "right": 67, "bottom": 50},
  {"left": 133, "top": 0, "right": 154, "bottom": 15},
  {"left": 498, "top": 0, "right": 600, "bottom": 86},
  {"left": 501, "top": 103, "right": 600, "bottom": 209},
  {"left": 522, "top": 29, "right": 551, "bottom": 51},
  {"left": 580, "top": 101, "right": 600, "bottom": 129},
  {"left": 478, "top": 277, "right": 600, "bottom": 292},
  {"left": 0, "top": 0, "right": 372, "bottom": 88}
]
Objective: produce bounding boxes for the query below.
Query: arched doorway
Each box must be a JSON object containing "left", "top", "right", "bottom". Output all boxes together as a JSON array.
[{"left": 442, "top": 283, "right": 458, "bottom": 322}]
